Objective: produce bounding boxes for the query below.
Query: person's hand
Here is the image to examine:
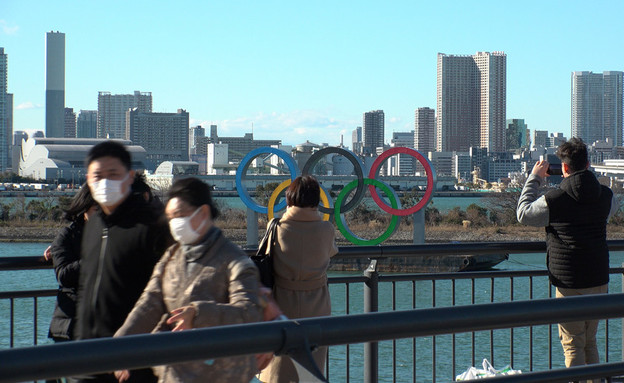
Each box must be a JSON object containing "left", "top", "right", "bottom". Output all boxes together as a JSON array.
[
  {"left": 167, "top": 305, "right": 196, "bottom": 331},
  {"left": 43, "top": 246, "right": 52, "bottom": 261},
  {"left": 114, "top": 370, "right": 130, "bottom": 382},
  {"left": 532, "top": 160, "right": 549, "bottom": 178},
  {"left": 258, "top": 287, "right": 283, "bottom": 321}
]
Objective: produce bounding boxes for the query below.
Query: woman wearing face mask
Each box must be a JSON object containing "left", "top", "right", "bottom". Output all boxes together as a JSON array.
[{"left": 113, "top": 177, "right": 263, "bottom": 383}]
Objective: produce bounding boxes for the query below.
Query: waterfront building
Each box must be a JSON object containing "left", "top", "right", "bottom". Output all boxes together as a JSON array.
[
  {"left": 76, "top": 110, "right": 97, "bottom": 138},
  {"left": 189, "top": 125, "right": 205, "bottom": 155},
  {"left": 470, "top": 147, "right": 489, "bottom": 183},
  {"left": 208, "top": 125, "right": 280, "bottom": 163},
  {"left": 487, "top": 152, "right": 522, "bottom": 182},
  {"left": 414, "top": 107, "right": 435, "bottom": 154},
  {"left": 0, "top": 47, "right": 11, "bottom": 171},
  {"left": 11, "top": 131, "right": 28, "bottom": 172},
  {"left": 548, "top": 132, "right": 567, "bottom": 148},
  {"left": 126, "top": 108, "right": 189, "bottom": 171},
  {"left": 533, "top": 130, "right": 548, "bottom": 149},
  {"left": 19, "top": 137, "right": 146, "bottom": 182},
  {"left": 97, "top": 90, "right": 152, "bottom": 139},
  {"left": 352, "top": 126, "right": 362, "bottom": 155},
  {"left": 63, "top": 108, "right": 76, "bottom": 138},
  {"left": 572, "top": 71, "right": 624, "bottom": 146},
  {"left": 391, "top": 131, "right": 415, "bottom": 176},
  {"left": 270, "top": 144, "right": 293, "bottom": 175},
  {"left": 453, "top": 152, "right": 472, "bottom": 182},
  {"left": 428, "top": 151, "right": 454, "bottom": 177},
  {"left": 45, "top": 31, "right": 65, "bottom": 138},
  {"left": 506, "top": 119, "right": 528, "bottom": 149},
  {"left": 207, "top": 143, "right": 230, "bottom": 175},
  {"left": 363, "top": 110, "right": 384, "bottom": 155},
  {"left": 437, "top": 52, "right": 506, "bottom": 152}
]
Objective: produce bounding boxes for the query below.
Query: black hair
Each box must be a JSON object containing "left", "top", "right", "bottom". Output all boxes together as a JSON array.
[
  {"left": 167, "top": 177, "right": 219, "bottom": 219},
  {"left": 64, "top": 184, "right": 96, "bottom": 224},
  {"left": 85, "top": 140, "right": 132, "bottom": 170},
  {"left": 285, "top": 175, "right": 320, "bottom": 208},
  {"left": 556, "top": 137, "right": 588, "bottom": 173},
  {"left": 132, "top": 172, "right": 153, "bottom": 202}
]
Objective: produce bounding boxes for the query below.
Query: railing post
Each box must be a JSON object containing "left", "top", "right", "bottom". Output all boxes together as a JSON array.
[
  {"left": 364, "top": 259, "right": 379, "bottom": 383},
  {"left": 246, "top": 208, "right": 259, "bottom": 248}
]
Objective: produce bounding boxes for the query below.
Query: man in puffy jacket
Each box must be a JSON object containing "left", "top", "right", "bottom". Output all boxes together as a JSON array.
[
  {"left": 76, "top": 141, "right": 172, "bottom": 383},
  {"left": 517, "top": 137, "right": 618, "bottom": 376}
]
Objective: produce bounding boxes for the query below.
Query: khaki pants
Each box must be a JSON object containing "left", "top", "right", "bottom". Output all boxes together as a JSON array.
[{"left": 556, "top": 284, "right": 608, "bottom": 383}]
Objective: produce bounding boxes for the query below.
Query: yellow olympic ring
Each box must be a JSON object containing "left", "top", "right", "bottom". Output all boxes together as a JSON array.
[{"left": 267, "top": 179, "right": 332, "bottom": 221}]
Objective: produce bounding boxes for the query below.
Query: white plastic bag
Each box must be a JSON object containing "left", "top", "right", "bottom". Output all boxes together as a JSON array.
[{"left": 456, "top": 359, "right": 521, "bottom": 380}]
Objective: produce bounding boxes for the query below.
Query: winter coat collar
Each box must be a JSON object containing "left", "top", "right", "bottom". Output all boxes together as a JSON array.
[
  {"left": 281, "top": 206, "right": 323, "bottom": 222},
  {"left": 559, "top": 169, "right": 602, "bottom": 204}
]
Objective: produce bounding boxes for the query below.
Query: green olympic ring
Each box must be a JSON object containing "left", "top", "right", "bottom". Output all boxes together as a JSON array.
[{"left": 335, "top": 178, "right": 401, "bottom": 246}]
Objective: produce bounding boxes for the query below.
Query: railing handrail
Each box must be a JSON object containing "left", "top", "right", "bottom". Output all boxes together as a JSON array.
[
  {"left": 1, "top": 293, "right": 624, "bottom": 383},
  {"left": 3, "top": 240, "right": 624, "bottom": 271}
]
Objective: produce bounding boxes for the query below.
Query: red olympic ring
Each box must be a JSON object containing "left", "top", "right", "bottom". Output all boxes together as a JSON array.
[{"left": 367, "top": 147, "right": 435, "bottom": 216}]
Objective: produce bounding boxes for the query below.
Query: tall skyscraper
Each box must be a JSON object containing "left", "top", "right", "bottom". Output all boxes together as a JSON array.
[
  {"left": 414, "top": 107, "right": 436, "bottom": 154},
  {"left": 126, "top": 108, "right": 189, "bottom": 170},
  {"left": 437, "top": 52, "right": 506, "bottom": 152},
  {"left": 189, "top": 125, "right": 205, "bottom": 155},
  {"left": 64, "top": 107, "right": 76, "bottom": 138},
  {"left": 363, "top": 110, "right": 384, "bottom": 155},
  {"left": 506, "top": 119, "right": 528, "bottom": 149},
  {"left": 97, "top": 91, "right": 152, "bottom": 139},
  {"left": 0, "top": 47, "right": 11, "bottom": 171},
  {"left": 571, "top": 71, "right": 623, "bottom": 146},
  {"left": 46, "top": 31, "right": 65, "bottom": 138},
  {"left": 76, "top": 110, "right": 97, "bottom": 138},
  {"left": 351, "top": 126, "right": 362, "bottom": 154}
]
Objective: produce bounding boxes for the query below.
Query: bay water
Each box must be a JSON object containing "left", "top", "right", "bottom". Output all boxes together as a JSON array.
[{"left": 2, "top": 244, "right": 624, "bottom": 381}]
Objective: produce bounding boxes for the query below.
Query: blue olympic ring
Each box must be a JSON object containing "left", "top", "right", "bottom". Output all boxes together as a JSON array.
[{"left": 235, "top": 147, "right": 299, "bottom": 214}]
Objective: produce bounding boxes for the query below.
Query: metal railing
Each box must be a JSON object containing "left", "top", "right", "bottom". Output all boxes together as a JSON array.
[
  {"left": 2, "top": 294, "right": 624, "bottom": 383},
  {"left": 3, "top": 240, "right": 624, "bottom": 382}
]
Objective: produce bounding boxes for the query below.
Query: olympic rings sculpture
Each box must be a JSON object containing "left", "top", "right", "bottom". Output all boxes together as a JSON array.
[{"left": 235, "top": 146, "right": 437, "bottom": 246}]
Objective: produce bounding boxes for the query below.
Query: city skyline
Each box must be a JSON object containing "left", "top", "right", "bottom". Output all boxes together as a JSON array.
[{"left": 2, "top": 1, "right": 624, "bottom": 147}]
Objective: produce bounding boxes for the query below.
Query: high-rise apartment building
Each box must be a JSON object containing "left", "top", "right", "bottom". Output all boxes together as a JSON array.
[
  {"left": 437, "top": 52, "right": 506, "bottom": 152},
  {"left": 76, "top": 110, "right": 97, "bottom": 138},
  {"left": 352, "top": 126, "right": 362, "bottom": 154},
  {"left": 506, "top": 119, "right": 528, "bottom": 149},
  {"left": 0, "top": 47, "right": 10, "bottom": 171},
  {"left": 533, "top": 130, "right": 548, "bottom": 148},
  {"left": 189, "top": 125, "right": 205, "bottom": 155},
  {"left": 414, "top": 107, "right": 436, "bottom": 154},
  {"left": 46, "top": 32, "right": 65, "bottom": 138},
  {"left": 126, "top": 108, "right": 189, "bottom": 171},
  {"left": 571, "top": 71, "right": 623, "bottom": 146},
  {"left": 64, "top": 108, "right": 76, "bottom": 138},
  {"left": 391, "top": 131, "right": 415, "bottom": 176},
  {"left": 363, "top": 110, "right": 384, "bottom": 155},
  {"left": 98, "top": 91, "right": 152, "bottom": 139}
]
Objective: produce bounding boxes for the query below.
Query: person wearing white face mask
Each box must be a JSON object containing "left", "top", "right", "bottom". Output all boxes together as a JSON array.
[
  {"left": 76, "top": 141, "right": 172, "bottom": 383},
  {"left": 113, "top": 177, "right": 263, "bottom": 383}
]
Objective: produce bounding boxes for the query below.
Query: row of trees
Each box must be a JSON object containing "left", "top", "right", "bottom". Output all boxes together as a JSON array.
[{"left": 0, "top": 196, "right": 72, "bottom": 223}]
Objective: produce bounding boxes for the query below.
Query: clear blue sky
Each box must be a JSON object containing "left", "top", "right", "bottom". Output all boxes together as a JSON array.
[{"left": 1, "top": 0, "right": 623, "bottom": 147}]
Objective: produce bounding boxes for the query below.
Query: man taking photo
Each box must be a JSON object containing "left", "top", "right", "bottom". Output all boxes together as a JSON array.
[{"left": 517, "top": 137, "right": 618, "bottom": 380}]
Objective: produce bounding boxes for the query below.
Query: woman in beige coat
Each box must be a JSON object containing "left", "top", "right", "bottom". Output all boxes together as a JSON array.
[
  {"left": 259, "top": 175, "right": 338, "bottom": 383},
  {"left": 114, "top": 177, "right": 263, "bottom": 383}
]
